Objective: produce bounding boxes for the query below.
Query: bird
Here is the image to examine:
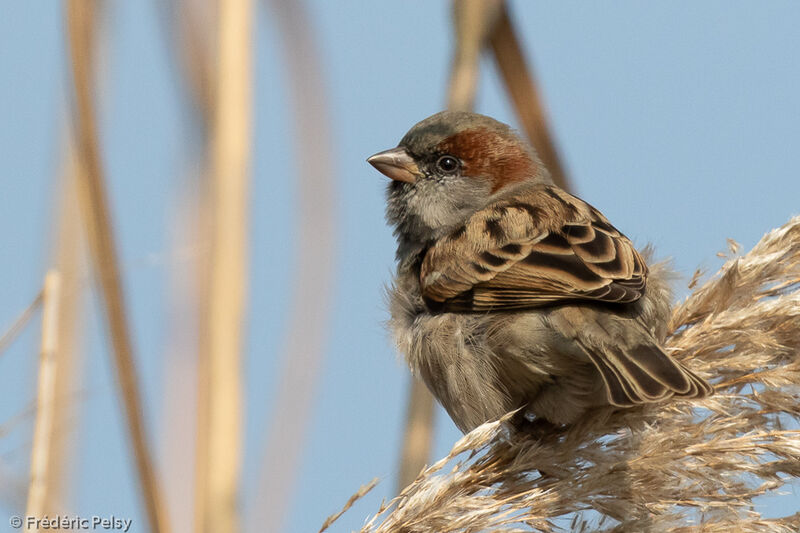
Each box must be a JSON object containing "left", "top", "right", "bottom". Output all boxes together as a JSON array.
[{"left": 367, "top": 110, "right": 713, "bottom": 434}]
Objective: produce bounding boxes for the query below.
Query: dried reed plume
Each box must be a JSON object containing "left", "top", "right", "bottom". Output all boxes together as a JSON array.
[{"left": 325, "top": 215, "right": 800, "bottom": 532}]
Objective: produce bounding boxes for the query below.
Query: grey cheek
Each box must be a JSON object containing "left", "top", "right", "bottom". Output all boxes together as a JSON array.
[{"left": 386, "top": 176, "right": 489, "bottom": 244}]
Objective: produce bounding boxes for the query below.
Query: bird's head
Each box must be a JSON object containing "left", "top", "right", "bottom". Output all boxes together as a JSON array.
[{"left": 368, "top": 111, "right": 550, "bottom": 252}]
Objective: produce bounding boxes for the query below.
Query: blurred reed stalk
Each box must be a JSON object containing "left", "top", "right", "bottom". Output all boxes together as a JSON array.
[
  {"left": 42, "top": 139, "right": 87, "bottom": 517},
  {"left": 395, "top": 382, "right": 436, "bottom": 493},
  {"left": 249, "top": 0, "right": 337, "bottom": 531},
  {"left": 327, "top": 216, "right": 800, "bottom": 532},
  {"left": 0, "top": 293, "right": 42, "bottom": 358},
  {"left": 66, "top": 2, "right": 170, "bottom": 532},
  {"left": 158, "top": 2, "right": 215, "bottom": 530},
  {"left": 488, "top": 3, "right": 571, "bottom": 191},
  {"left": 446, "top": 0, "right": 502, "bottom": 112},
  {"left": 162, "top": 192, "right": 204, "bottom": 533},
  {"left": 172, "top": 0, "right": 216, "bottom": 123},
  {"left": 25, "top": 271, "right": 61, "bottom": 524},
  {"left": 159, "top": 0, "right": 216, "bottom": 130},
  {"left": 398, "top": 0, "right": 569, "bottom": 493},
  {"left": 194, "top": 0, "right": 252, "bottom": 531}
]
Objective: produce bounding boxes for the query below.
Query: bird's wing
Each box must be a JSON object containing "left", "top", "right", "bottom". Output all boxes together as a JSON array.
[{"left": 420, "top": 186, "right": 648, "bottom": 312}]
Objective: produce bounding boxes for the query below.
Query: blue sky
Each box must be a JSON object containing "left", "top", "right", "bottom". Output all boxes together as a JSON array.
[{"left": 1, "top": 1, "right": 799, "bottom": 532}]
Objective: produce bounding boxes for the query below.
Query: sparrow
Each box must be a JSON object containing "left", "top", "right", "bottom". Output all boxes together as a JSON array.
[{"left": 368, "top": 111, "right": 713, "bottom": 433}]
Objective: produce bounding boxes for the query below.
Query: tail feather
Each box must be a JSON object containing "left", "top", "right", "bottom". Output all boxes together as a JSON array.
[
  {"left": 586, "top": 351, "right": 639, "bottom": 406},
  {"left": 605, "top": 346, "right": 674, "bottom": 400},
  {"left": 627, "top": 343, "right": 694, "bottom": 394},
  {"left": 586, "top": 342, "right": 713, "bottom": 408}
]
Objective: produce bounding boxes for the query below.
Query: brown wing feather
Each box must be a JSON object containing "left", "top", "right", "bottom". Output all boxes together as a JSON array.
[{"left": 420, "top": 186, "right": 648, "bottom": 312}]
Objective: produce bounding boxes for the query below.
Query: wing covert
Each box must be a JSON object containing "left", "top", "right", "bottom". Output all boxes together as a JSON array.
[{"left": 420, "top": 186, "right": 648, "bottom": 312}]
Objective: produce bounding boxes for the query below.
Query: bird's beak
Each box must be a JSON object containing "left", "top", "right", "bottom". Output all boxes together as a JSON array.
[{"left": 367, "top": 147, "right": 421, "bottom": 184}]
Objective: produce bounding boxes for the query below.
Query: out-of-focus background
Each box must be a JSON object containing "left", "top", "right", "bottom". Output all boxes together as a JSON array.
[{"left": 1, "top": 1, "right": 798, "bottom": 532}]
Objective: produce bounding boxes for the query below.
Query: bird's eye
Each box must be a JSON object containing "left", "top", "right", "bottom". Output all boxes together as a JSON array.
[{"left": 436, "top": 155, "right": 460, "bottom": 174}]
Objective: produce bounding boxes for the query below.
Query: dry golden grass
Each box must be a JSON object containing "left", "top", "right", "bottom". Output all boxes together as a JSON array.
[{"left": 325, "top": 215, "right": 800, "bottom": 532}]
